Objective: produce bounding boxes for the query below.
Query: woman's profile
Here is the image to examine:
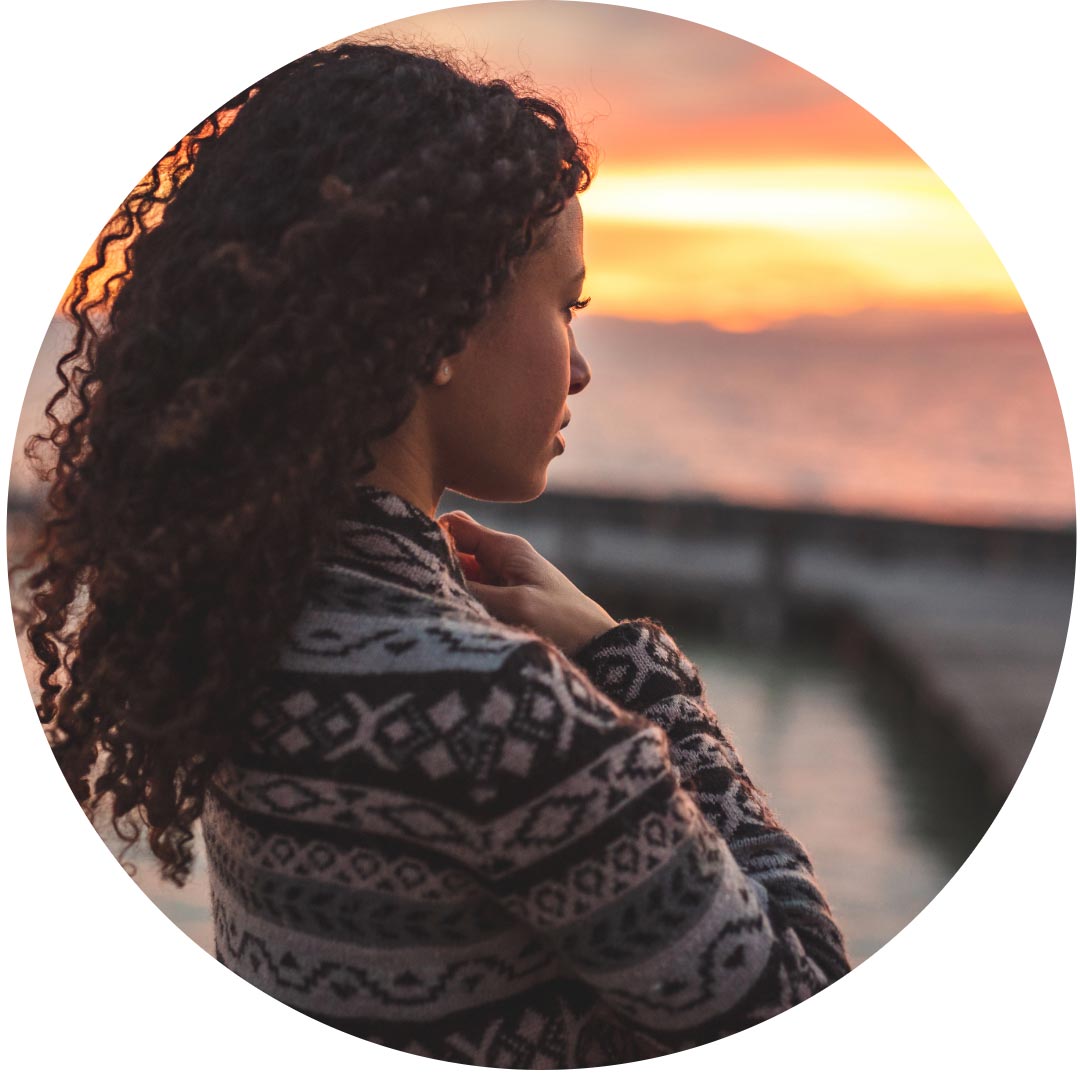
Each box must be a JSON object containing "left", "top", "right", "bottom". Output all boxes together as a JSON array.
[{"left": 17, "top": 40, "right": 850, "bottom": 1068}]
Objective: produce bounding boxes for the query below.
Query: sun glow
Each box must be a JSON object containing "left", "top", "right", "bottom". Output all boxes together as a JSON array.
[
  {"left": 583, "top": 163, "right": 954, "bottom": 231},
  {"left": 579, "top": 162, "right": 1021, "bottom": 330}
]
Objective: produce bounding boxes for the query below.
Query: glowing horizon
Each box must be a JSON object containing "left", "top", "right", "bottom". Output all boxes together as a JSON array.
[
  {"left": 379, "top": 4, "right": 1024, "bottom": 333},
  {"left": 577, "top": 160, "right": 1019, "bottom": 331},
  {"left": 60, "top": 8, "right": 1027, "bottom": 335}
]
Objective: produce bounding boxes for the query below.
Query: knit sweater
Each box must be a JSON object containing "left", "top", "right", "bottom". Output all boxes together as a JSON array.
[{"left": 203, "top": 484, "right": 850, "bottom": 1067}]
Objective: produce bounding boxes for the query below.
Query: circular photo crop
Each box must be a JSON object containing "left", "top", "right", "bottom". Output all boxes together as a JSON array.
[{"left": 8, "top": 1, "right": 1073, "bottom": 1070}]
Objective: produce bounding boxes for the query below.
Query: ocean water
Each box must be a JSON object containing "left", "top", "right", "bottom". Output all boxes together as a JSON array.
[
  {"left": 560, "top": 310, "right": 1074, "bottom": 529},
  {"left": 14, "top": 308, "right": 1073, "bottom": 529}
]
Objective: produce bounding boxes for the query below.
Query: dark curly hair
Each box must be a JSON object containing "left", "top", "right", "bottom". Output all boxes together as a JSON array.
[{"left": 14, "top": 38, "right": 593, "bottom": 885}]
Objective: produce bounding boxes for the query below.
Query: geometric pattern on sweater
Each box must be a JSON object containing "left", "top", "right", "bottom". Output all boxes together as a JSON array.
[
  {"left": 210, "top": 890, "right": 566, "bottom": 1018},
  {"left": 236, "top": 640, "right": 659, "bottom": 810},
  {"left": 201, "top": 796, "right": 480, "bottom": 900},
  {"left": 203, "top": 483, "right": 851, "bottom": 1067},
  {"left": 203, "top": 825, "right": 520, "bottom": 947},
  {"left": 228, "top": 962, "right": 670, "bottom": 1070},
  {"left": 211, "top": 721, "right": 682, "bottom": 877},
  {"left": 499, "top": 805, "right": 713, "bottom": 926},
  {"left": 239, "top": 673, "right": 561, "bottom": 793},
  {"left": 278, "top": 601, "right": 535, "bottom": 676}
]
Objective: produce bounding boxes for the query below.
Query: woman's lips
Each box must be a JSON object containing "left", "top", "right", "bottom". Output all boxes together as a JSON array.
[{"left": 554, "top": 412, "right": 570, "bottom": 454}]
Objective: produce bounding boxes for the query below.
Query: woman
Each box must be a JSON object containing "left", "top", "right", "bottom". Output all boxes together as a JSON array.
[{"left": 19, "top": 40, "right": 849, "bottom": 1068}]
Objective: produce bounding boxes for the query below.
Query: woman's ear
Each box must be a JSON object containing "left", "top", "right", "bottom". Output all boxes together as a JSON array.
[{"left": 435, "top": 335, "right": 476, "bottom": 384}]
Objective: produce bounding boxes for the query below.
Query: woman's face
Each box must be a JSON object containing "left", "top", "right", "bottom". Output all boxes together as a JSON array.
[{"left": 432, "top": 196, "right": 592, "bottom": 503}]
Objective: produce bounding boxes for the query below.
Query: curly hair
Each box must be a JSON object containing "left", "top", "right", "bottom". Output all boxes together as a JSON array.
[{"left": 14, "top": 39, "right": 593, "bottom": 885}]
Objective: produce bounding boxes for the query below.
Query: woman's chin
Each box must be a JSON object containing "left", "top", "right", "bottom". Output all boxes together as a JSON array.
[{"left": 454, "top": 466, "right": 549, "bottom": 505}]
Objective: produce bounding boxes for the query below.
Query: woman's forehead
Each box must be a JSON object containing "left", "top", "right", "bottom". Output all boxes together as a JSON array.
[
  {"left": 540, "top": 200, "right": 584, "bottom": 269},
  {"left": 555, "top": 197, "right": 583, "bottom": 244},
  {"left": 507, "top": 199, "right": 583, "bottom": 290}
]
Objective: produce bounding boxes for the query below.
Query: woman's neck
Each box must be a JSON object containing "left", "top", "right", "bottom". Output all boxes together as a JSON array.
[{"left": 360, "top": 455, "right": 443, "bottom": 521}]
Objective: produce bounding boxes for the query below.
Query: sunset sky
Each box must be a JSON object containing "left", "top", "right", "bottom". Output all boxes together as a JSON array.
[
  {"left": 64, "top": 1, "right": 1021, "bottom": 332},
  {"left": 365, "top": 1, "right": 1019, "bottom": 331},
  {"left": 34, "top": 1, "right": 1067, "bottom": 527}
]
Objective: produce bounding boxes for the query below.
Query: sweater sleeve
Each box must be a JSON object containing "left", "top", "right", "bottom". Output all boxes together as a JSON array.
[
  {"left": 463, "top": 628, "right": 850, "bottom": 1050},
  {"left": 570, "top": 617, "right": 850, "bottom": 986}
]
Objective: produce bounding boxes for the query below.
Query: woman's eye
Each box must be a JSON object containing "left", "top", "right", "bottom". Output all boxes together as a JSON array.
[{"left": 566, "top": 296, "right": 591, "bottom": 320}]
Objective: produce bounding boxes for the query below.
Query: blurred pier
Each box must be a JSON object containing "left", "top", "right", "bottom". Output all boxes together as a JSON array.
[
  {"left": 441, "top": 489, "right": 1075, "bottom": 806},
  {"left": 10, "top": 485, "right": 1073, "bottom": 805}
]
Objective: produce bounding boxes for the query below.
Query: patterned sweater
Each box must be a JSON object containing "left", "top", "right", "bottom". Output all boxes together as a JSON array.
[{"left": 204, "top": 484, "right": 850, "bottom": 1067}]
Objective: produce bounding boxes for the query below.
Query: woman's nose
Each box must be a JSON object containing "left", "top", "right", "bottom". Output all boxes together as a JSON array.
[{"left": 568, "top": 328, "right": 591, "bottom": 395}]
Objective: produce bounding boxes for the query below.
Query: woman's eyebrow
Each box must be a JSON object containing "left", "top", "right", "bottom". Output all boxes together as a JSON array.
[{"left": 567, "top": 266, "right": 587, "bottom": 286}]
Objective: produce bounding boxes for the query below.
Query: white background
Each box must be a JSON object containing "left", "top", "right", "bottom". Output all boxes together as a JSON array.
[{"left": 2, "top": 1, "right": 1075, "bottom": 1076}]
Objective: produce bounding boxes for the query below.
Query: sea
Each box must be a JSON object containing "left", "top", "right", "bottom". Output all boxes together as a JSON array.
[{"left": 12, "top": 307, "right": 1074, "bottom": 529}]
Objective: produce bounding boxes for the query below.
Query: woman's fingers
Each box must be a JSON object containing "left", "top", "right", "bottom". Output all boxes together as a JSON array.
[
  {"left": 439, "top": 511, "right": 499, "bottom": 555},
  {"left": 449, "top": 514, "right": 617, "bottom": 652},
  {"left": 456, "top": 550, "right": 501, "bottom": 586},
  {"left": 463, "top": 580, "right": 535, "bottom": 629},
  {"left": 440, "top": 511, "right": 534, "bottom": 583},
  {"left": 456, "top": 551, "right": 482, "bottom": 579}
]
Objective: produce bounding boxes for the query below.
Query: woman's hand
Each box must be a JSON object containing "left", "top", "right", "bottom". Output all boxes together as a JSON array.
[{"left": 439, "top": 511, "right": 617, "bottom": 656}]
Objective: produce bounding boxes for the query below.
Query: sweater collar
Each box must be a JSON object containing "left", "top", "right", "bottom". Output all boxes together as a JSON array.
[{"left": 328, "top": 483, "right": 472, "bottom": 602}]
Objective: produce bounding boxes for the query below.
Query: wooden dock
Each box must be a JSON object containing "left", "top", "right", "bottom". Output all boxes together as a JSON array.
[
  {"left": 440, "top": 488, "right": 1075, "bottom": 804},
  {"left": 9, "top": 485, "right": 1072, "bottom": 804}
]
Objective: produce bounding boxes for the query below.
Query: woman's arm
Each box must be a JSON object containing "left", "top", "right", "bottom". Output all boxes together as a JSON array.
[
  {"left": 459, "top": 634, "right": 850, "bottom": 1050},
  {"left": 570, "top": 616, "right": 850, "bottom": 986}
]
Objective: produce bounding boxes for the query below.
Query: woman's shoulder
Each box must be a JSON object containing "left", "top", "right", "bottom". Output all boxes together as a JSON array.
[{"left": 276, "top": 561, "right": 545, "bottom": 680}]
